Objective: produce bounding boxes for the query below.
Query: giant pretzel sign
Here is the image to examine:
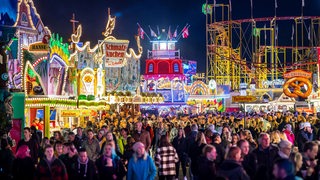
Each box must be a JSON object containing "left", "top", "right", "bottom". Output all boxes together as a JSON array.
[{"left": 283, "top": 70, "right": 312, "bottom": 99}]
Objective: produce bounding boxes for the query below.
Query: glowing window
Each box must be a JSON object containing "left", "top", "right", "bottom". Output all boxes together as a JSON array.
[
  {"left": 173, "top": 63, "right": 179, "bottom": 73},
  {"left": 148, "top": 64, "right": 154, "bottom": 73},
  {"left": 160, "top": 43, "right": 167, "bottom": 50}
]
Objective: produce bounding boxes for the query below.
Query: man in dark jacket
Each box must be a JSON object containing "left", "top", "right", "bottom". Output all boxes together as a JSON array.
[
  {"left": 248, "top": 132, "right": 278, "bottom": 180},
  {"left": 198, "top": 145, "right": 217, "bottom": 180},
  {"left": 17, "top": 127, "right": 39, "bottom": 165},
  {"left": 71, "top": 148, "right": 97, "bottom": 180},
  {"left": 131, "top": 122, "right": 151, "bottom": 152}
]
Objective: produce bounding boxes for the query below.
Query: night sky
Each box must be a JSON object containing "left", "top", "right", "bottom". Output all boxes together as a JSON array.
[{"left": 33, "top": 0, "right": 320, "bottom": 73}]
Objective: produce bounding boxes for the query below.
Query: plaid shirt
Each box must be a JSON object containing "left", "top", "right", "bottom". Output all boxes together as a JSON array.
[{"left": 155, "top": 146, "right": 179, "bottom": 176}]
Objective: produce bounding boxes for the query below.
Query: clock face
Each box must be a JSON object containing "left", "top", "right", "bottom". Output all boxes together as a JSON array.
[{"left": 209, "top": 79, "right": 217, "bottom": 90}]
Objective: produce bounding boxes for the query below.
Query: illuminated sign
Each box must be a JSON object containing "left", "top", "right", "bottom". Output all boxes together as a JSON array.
[
  {"left": 232, "top": 96, "right": 257, "bottom": 103},
  {"left": 61, "top": 110, "right": 79, "bottom": 117},
  {"left": 28, "top": 42, "right": 49, "bottom": 52},
  {"left": 284, "top": 70, "right": 312, "bottom": 79},
  {"left": 105, "top": 40, "right": 129, "bottom": 67}
]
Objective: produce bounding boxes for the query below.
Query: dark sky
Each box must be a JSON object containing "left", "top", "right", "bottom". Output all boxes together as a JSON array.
[{"left": 33, "top": 0, "right": 320, "bottom": 73}]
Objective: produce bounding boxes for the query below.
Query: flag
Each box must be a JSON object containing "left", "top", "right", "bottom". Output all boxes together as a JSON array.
[
  {"left": 229, "top": 0, "right": 232, "bottom": 12},
  {"left": 149, "top": 27, "right": 157, "bottom": 38},
  {"left": 275, "top": 0, "right": 278, "bottom": 9},
  {"left": 138, "top": 27, "right": 144, "bottom": 39},
  {"left": 182, "top": 26, "right": 189, "bottom": 38},
  {"left": 302, "top": 0, "right": 305, "bottom": 7},
  {"left": 173, "top": 28, "right": 177, "bottom": 38},
  {"left": 291, "top": 24, "right": 294, "bottom": 40}
]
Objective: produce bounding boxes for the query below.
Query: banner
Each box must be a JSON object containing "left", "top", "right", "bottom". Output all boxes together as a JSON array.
[{"left": 105, "top": 40, "right": 129, "bottom": 67}]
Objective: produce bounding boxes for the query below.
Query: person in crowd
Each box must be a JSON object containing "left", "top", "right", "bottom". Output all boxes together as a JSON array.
[
  {"left": 103, "top": 131, "right": 121, "bottom": 156},
  {"left": 189, "top": 131, "right": 207, "bottom": 179},
  {"left": 239, "top": 129, "right": 257, "bottom": 152},
  {"left": 198, "top": 144, "right": 217, "bottom": 180},
  {"left": 237, "top": 139, "right": 254, "bottom": 178},
  {"left": 212, "top": 132, "right": 225, "bottom": 166},
  {"left": 186, "top": 124, "right": 198, "bottom": 155},
  {"left": 270, "top": 131, "right": 281, "bottom": 146},
  {"left": 30, "top": 125, "right": 41, "bottom": 145},
  {"left": 155, "top": 135, "right": 179, "bottom": 180},
  {"left": 127, "top": 142, "right": 157, "bottom": 180},
  {"left": 82, "top": 129, "right": 100, "bottom": 162},
  {"left": 59, "top": 142, "right": 78, "bottom": 179},
  {"left": 68, "top": 131, "right": 81, "bottom": 150},
  {"left": 231, "top": 133, "right": 240, "bottom": 147},
  {"left": 0, "top": 138, "right": 14, "bottom": 180},
  {"left": 298, "top": 141, "right": 318, "bottom": 179},
  {"left": 95, "top": 129, "right": 106, "bottom": 150},
  {"left": 272, "top": 159, "right": 296, "bottom": 180},
  {"left": 96, "top": 142, "right": 126, "bottom": 180},
  {"left": 38, "top": 137, "right": 50, "bottom": 160},
  {"left": 274, "top": 140, "right": 292, "bottom": 161},
  {"left": 54, "top": 140, "right": 64, "bottom": 157},
  {"left": 172, "top": 128, "right": 188, "bottom": 180},
  {"left": 132, "top": 122, "right": 151, "bottom": 152},
  {"left": 17, "top": 127, "right": 39, "bottom": 164},
  {"left": 35, "top": 144, "right": 68, "bottom": 180},
  {"left": 249, "top": 132, "right": 278, "bottom": 180},
  {"left": 72, "top": 148, "right": 97, "bottom": 180},
  {"left": 221, "top": 126, "right": 231, "bottom": 149},
  {"left": 53, "top": 131, "right": 65, "bottom": 143},
  {"left": 12, "top": 145, "right": 35, "bottom": 180},
  {"left": 153, "top": 122, "right": 167, "bottom": 152},
  {"left": 76, "top": 127, "right": 87, "bottom": 146},
  {"left": 283, "top": 124, "right": 295, "bottom": 145},
  {"left": 296, "top": 122, "right": 314, "bottom": 151},
  {"left": 118, "top": 128, "right": 130, "bottom": 155},
  {"left": 204, "top": 128, "right": 213, "bottom": 144},
  {"left": 289, "top": 152, "right": 303, "bottom": 178},
  {"left": 123, "top": 137, "right": 136, "bottom": 166},
  {"left": 217, "top": 146, "right": 250, "bottom": 180}
]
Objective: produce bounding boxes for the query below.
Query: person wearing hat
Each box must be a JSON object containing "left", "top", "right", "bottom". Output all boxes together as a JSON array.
[
  {"left": 296, "top": 122, "right": 314, "bottom": 152},
  {"left": 127, "top": 142, "right": 157, "bottom": 180}
]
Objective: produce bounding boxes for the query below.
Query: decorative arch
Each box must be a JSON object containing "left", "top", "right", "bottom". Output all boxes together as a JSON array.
[{"left": 190, "top": 81, "right": 210, "bottom": 95}]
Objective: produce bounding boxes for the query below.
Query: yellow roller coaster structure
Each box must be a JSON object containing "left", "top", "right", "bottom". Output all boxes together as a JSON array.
[{"left": 204, "top": 1, "right": 320, "bottom": 91}]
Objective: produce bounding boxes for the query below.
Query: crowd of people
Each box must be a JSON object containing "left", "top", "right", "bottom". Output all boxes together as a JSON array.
[{"left": 0, "top": 110, "right": 320, "bottom": 180}]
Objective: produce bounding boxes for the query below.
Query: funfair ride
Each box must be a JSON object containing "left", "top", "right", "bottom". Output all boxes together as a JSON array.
[{"left": 203, "top": 0, "right": 320, "bottom": 113}]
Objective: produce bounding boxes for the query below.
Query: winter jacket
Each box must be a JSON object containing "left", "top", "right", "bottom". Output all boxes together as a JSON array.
[{"left": 217, "top": 159, "right": 250, "bottom": 180}]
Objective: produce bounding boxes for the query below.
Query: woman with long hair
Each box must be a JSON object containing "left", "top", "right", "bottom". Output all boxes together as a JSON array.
[
  {"left": 95, "top": 142, "right": 126, "bottom": 180},
  {"left": 172, "top": 128, "right": 188, "bottom": 180},
  {"left": 13, "top": 145, "right": 35, "bottom": 180},
  {"left": 217, "top": 146, "right": 250, "bottom": 180},
  {"left": 189, "top": 132, "right": 207, "bottom": 179},
  {"left": 155, "top": 135, "right": 179, "bottom": 180}
]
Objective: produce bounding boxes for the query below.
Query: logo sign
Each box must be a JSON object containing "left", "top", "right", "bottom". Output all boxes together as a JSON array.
[
  {"left": 28, "top": 42, "right": 49, "bottom": 52},
  {"left": 105, "top": 40, "right": 129, "bottom": 67},
  {"left": 283, "top": 70, "right": 312, "bottom": 99},
  {"left": 61, "top": 110, "right": 80, "bottom": 117},
  {"left": 284, "top": 70, "right": 312, "bottom": 79},
  {"left": 232, "top": 96, "right": 257, "bottom": 103}
]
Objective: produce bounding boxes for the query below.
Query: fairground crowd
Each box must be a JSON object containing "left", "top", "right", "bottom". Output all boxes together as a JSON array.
[{"left": 0, "top": 111, "right": 319, "bottom": 180}]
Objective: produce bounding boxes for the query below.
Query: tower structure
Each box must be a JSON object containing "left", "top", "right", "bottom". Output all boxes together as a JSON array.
[{"left": 141, "top": 28, "right": 187, "bottom": 104}]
